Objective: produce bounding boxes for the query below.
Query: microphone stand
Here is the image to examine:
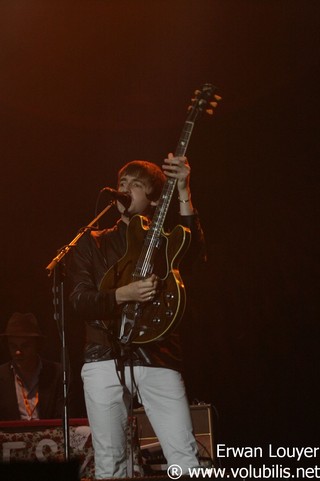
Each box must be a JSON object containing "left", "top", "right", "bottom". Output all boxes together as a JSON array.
[{"left": 45, "top": 201, "right": 115, "bottom": 461}]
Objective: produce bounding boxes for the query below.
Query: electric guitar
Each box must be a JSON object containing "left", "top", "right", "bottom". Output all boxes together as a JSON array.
[{"left": 100, "top": 83, "right": 220, "bottom": 344}]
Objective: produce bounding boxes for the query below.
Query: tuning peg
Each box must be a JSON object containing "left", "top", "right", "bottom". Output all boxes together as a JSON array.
[
  {"left": 214, "top": 94, "right": 222, "bottom": 101},
  {"left": 206, "top": 109, "right": 214, "bottom": 115}
]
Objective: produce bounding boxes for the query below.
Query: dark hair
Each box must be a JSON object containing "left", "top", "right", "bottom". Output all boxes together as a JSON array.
[{"left": 118, "top": 160, "right": 166, "bottom": 201}]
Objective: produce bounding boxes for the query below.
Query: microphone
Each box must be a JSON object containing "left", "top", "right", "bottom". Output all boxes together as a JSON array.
[{"left": 101, "top": 187, "right": 132, "bottom": 208}]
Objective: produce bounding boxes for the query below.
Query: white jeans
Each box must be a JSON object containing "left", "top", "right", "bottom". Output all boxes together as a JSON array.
[{"left": 81, "top": 360, "right": 199, "bottom": 478}]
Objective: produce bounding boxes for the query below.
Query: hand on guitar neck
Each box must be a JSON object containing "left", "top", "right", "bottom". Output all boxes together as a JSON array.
[
  {"left": 115, "top": 273, "right": 158, "bottom": 305},
  {"left": 162, "top": 153, "right": 194, "bottom": 215}
]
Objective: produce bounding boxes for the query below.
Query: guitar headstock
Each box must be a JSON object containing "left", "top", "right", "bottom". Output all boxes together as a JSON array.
[{"left": 187, "top": 83, "right": 221, "bottom": 122}]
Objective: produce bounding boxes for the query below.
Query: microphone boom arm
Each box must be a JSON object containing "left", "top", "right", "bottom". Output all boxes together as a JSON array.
[{"left": 45, "top": 201, "right": 114, "bottom": 276}]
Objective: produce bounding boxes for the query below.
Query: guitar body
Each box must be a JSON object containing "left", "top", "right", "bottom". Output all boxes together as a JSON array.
[{"left": 99, "top": 214, "right": 191, "bottom": 344}]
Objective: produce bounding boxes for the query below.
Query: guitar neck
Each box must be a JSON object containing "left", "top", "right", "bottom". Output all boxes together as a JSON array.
[
  {"left": 133, "top": 120, "right": 194, "bottom": 279},
  {"left": 133, "top": 83, "right": 217, "bottom": 278},
  {"left": 175, "top": 120, "right": 195, "bottom": 157},
  {"left": 152, "top": 120, "right": 195, "bottom": 232}
]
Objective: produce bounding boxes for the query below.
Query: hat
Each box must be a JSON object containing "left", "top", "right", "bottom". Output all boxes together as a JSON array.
[{"left": 0, "top": 312, "right": 45, "bottom": 337}]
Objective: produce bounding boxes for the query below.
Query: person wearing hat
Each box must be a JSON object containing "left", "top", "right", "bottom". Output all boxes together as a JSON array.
[{"left": 0, "top": 312, "right": 64, "bottom": 420}]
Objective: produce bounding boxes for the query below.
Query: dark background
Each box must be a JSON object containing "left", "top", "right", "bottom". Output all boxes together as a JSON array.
[{"left": 1, "top": 0, "right": 319, "bottom": 463}]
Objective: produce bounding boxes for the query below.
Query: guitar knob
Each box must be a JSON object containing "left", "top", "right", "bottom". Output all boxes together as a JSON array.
[
  {"left": 152, "top": 300, "right": 161, "bottom": 306},
  {"left": 152, "top": 318, "right": 161, "bottom": 324},
  {"left": 166, "top": 310, "right": 173, "bottom": 317},
  {"left": 165, "top": 292, "right": 174, "bottom": 300}
]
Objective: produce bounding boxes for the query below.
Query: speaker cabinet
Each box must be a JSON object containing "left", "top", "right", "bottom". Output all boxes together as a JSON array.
[{"left": 134, "top": 404, "right": 214, "bottom": 466}]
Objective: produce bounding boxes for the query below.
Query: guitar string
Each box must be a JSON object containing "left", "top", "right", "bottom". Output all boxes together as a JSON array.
[
  {"left": 138, "top": 182, "right": 175, "bottom": 278},
  {"left": 135, "top": 121, "right": 193, "bottom": 279},
  {"left": 121, "top": 89, "right": 210, "bottom": 337},
  {"left": 135, "top": 114, "right": 195, "bottom": 276}
]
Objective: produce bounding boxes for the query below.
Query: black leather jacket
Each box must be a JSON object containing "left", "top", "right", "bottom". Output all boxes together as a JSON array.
[{"left": 68, "top": 212, "right": 206, "bottom": 371}]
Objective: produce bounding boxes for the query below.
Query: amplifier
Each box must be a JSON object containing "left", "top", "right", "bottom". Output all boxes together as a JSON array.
[{"left": 134, "top": 404, "right": 214, "bottom": 464}]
